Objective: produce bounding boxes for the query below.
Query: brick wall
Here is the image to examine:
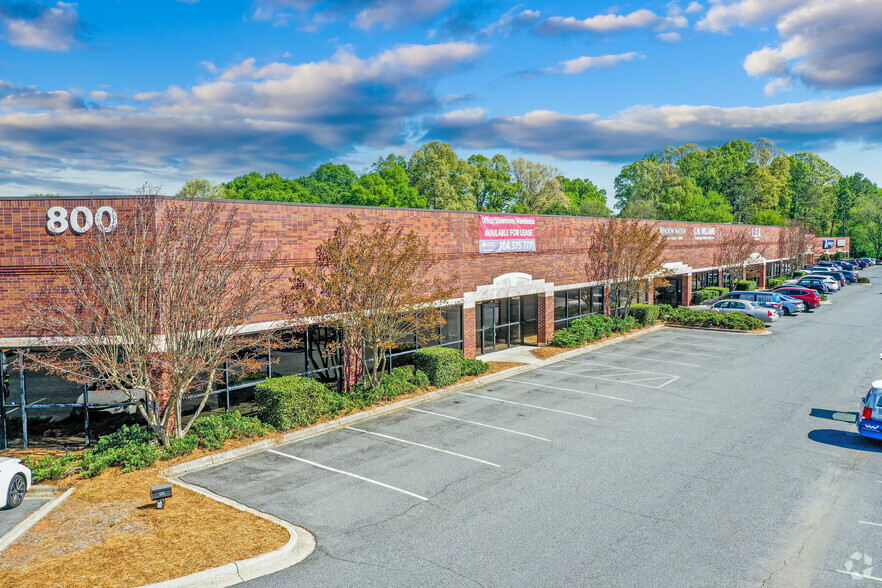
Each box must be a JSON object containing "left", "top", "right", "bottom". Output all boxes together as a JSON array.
[{"left": 0, "top": 196, "right": 851, "bottom": 340}]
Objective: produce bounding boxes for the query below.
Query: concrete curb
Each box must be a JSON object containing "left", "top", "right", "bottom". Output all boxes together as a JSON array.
[
  {"left": 25, "top": 484, "right": 62, "bottom": 499},
  {"left": 138, "top": 477, "right": 315, "bottom": 588},
  {"left": 0, "top": 487, "right": 74, "bottom": 554},
  {"left": 166, "top": 323, "right": 666, "bottom": 478}
]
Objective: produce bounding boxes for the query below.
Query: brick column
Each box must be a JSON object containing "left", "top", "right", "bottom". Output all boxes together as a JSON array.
[
  {"left": 681, "top": 273, "right": 693, "bottom": 307},
  {"left": 718, "top": 268, "right": 724, "bottom": 289},
  {"left": 646, "top": 287, "right": 655, "bottom": 305},
  {"left": 463, "top": 306, "right": 477, "bottom": 359},
  {"left": 757, "top": 263, "right": 767, "bottom": 289},
  {"left": 603, "top": 284, "right": 611, "bottom": 316},
  {"left": 537, "top": 293, "right": 555, "bottom": 344}
]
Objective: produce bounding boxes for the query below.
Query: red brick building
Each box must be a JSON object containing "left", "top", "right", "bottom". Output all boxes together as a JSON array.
[{"left": 0, "top": 196, "right": 849, "bottom": 446}]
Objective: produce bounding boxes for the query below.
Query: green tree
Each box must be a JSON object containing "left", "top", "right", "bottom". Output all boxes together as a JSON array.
[
  {"left": 468, "top": 154, "right": 518, "bottom": 212},
  {"left": 350, "top": 170, "right": 426, "bottom": 208},
  {"left": 224, "top": 172, "right": 317, "bottom": 202},
  {"left": 176, "top": 177, "right": 227, "bottom": 199},
  {"left": 851, "top": 191, "right": 882, "bottom": 257},
  {"left": 559, "top": 176, "right": 610, "bottom": 216},
  {"left": 656, "top": 177, "right": 734, "bottom": 223},
  {"left": 509, "top": 158, "right": 570, "bottom": 214},
  {"left": 298, "top": 163, "right": 359, "bottom": 205},
  {"left": 408, "top": 141, "right": 477, "bottom": 210},
  {"left": 789, "top": 153, "right": 840, "bottom": 233}
]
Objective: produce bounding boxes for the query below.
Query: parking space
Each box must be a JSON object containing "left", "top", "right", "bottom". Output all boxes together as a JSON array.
[
  {"left": 0, "top": 497, "right": 49, "bottom": 540},
  {"left": 182, "top": 265, "right": 882, "bottom": 587}
]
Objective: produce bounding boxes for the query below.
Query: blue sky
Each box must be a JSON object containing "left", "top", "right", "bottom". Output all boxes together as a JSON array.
[{"left": 1, "top": 0, "right": 881, "bottom": 204}]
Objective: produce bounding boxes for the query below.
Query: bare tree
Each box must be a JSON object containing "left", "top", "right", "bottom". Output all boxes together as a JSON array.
[
  {"left": 287, "top": 214, "right": 456, "bottom": 390},
  {"left": 713, "top": 227, "right": 765, "bottom": 282},
  {"left": 585, "top": 219, "right": 671, "bottom": 318},
  {"left": 23, "top": 196, "right": 282, "bottom": 445},
  {"left": 777, "top": 220, "right": 812, "bottom": 273}
]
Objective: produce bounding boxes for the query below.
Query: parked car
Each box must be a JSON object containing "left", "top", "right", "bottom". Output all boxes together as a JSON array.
[
  {"left": 777, "top": 295, "right": 806, "bottom": 315},
  {"left": 771, "top": 286, "right": 822, "bottom": 309},
  {"left": 708, "top": 300, "right": 778, "bottom": 323},
  {"left": 709, "top": 291, "right": 785, "bottom": 314},
  {"left": 858, "top": 257, "right": 876, "bottom": 266},
  {"left": 786, "top": 276, "right": 838, "bottom": 292},
  {"left": 808, "top": 270, "right": 849, "bottom": 285},
  {"left": 858, "top": 380, "right": 882, "bottom": 441},
  {"left": 0, "top": 457, "right": 31, "bottom": 509}
]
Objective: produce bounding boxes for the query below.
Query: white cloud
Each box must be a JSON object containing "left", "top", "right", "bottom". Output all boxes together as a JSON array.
[
  {"left": 252, "top": 0, "right": 454, "bottom": 30},
  {"left": 537, "top": 9, "right": 662, "bottom": 34},
  {"left": 763, "top": 77, "right": 794, "bottom": 96},
  {"left": 743, "top": 0, "right": 882, "bottom": 89},
  {"left": 479, "top": 7, "right": 540, "bottom": 38},
  {"left": 685, "top": 2, "right": 704, "bottom": 14},
  {"left": 560, "top": 52, "right": 644, "bottom": 74},
  {"left": 656, "top": 32, "right": 682, "bottom": 43},
  {"left": 353, "top": 0, "right": 451, "bottom": 30},
  {"left": 696, "top": 0, "right": 802, "bottom": 33},
  {"left": 429, "top": 90, "right": 882, "bottom": 159},
  {"left": 0, "top": 1, "right": 82, "bottom": 51}
]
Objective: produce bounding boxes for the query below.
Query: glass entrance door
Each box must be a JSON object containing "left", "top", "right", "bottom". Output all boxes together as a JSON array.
[
  {"left": 655, "top": 276, "right": 683, "bottom": 307},
  {"left": 476, "top": 294, "right": 540, "bottom": 355}
]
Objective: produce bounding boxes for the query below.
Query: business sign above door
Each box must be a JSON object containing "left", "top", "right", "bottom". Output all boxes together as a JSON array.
[{"left": 479, "top": 215, "right": 536, "bottom": 253}]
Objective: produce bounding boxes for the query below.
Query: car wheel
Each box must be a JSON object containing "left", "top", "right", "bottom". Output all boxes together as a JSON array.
[
  {"left": 783, "top": 307, "right": 791, "bottom": 316},
  {"left": 7, "top": 473, "right": 27, "bottom": 509}
]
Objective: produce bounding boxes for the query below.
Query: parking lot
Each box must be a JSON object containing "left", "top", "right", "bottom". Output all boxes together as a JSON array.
[{"left": 184, "top": 266, "right": 882, "bottom": 587}]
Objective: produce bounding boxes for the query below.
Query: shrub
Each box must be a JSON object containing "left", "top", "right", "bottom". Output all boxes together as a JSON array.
[
  {"left": 191, "top": 411, "right": 271, "bottom": 449},
  {"left": 734, "top": 280, "right": 757, "bottom": 291},
  {"left": 82, "top": 424, "right": 160, "bottom": 477},
  {"left": 655, "top": 304, "right": 674, "bottom": 320},
  {"left": 820, "top": 293, "right": 828, "bottom": 301},
  {"left": 767, "top": 277, "right": 788, "bottom": 288},
  {"left": 628, "top": 304, "right": 659, "bottom": 326},
  {"left": 413, "top": 347, "right": 463, "bottom": 388},
  {"left": 23, "top": 452, "right": 82, "bottom": 483},
  {"left": 462, "top": 358, "right": 490, "bottom": 377},
  {"left": 611, "top": 316, "right": 639, "bottom": 333},
  {"left": 703, "top": 286, "right": 729, "bottom": 296},
  {"left": 576, "top": 314, "right": 616, "bottom": 339},
  {"left": 858, "top": 276, "right": 871, "bottom": 283},
  {"left": 373, "top": 366, "right": 429, "bottom": 400},
  {"left": 692, "top": 289, "right": 718, "bottom": 304},
  {"left": 663, "top": 307, "right": 764, "bottom": 330},
  {"left": 255, "top": 375, "right": 330, "bottom": 431},
  {"left": 160, "top": 434, "right": 199, "bottom": 460},
  {"left": 569, "top": 319, "right": 597, "bottom": 343},
  {"left": 550, "top": 328, "right": 581, "bottom": 348},
  {"left": 792, "top": 270, "right": 807, "bottom": 278}
]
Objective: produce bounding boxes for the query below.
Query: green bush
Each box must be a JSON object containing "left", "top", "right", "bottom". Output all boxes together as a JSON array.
[
  {"left": 767, "top": 277, "right": 788, "bottom": 288},
  {"left": 462, "top": 358, "right": 491, "bottom": 377},
  {"left": 734, "top": 280, "right": 757, "bottom": 291},
  {"left": 23, "top": 452, "right": 82, "bottom": 484},
  {"left": 81, "top": 424, "right": 160, "bottom": 477},
  {"left": 576, "top": 314, "right": 616, "bottom": 339},
  {"left": 160, "top": 434, "right": 199, "bottom": 460},
  {"left": 191, "top": 411, "right": 271, "bottom": 449},
  {"left": 550, "top": 328, "right": 581, "bottom": 348},
  {"left": 255, "top": 375, "right": 330, "bottom": 431},
  {"left": 628, "top": 304, "right": 659, "bottom": 326},
  {"left": 569, "top": 318, "right": 597, "bottom": 342},
  {"left": 663, "top": 307, "right": 765, "bottom": 330},
  {"left": 655, "top": 304, "right": 674, "bottom": 320},
  {"left": 858, "top": 276, "right": 871, "bottom": 283},
  {"left": 413, "top": 347, "right": 463, "bottom": 388},
  {"left": 611, "top": 316, "right": 639, "bottom": 333},
  {"left": 792, "top": 270, "right": 807, "bottom": 278},
  {"left": 820, "top": 293, "right": 828, "bottom": 301},
  {"left": 692, "top": 289, "right": 718, "bottom": 304},
  {"left": 703, "top": 286, "right": 729, "bottom": 296}
]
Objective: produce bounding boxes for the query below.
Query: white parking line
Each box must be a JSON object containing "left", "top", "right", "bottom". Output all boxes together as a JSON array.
[
  {"left": 859, "top": 520, "right": 882, "bottom": 527},
  {"left": 580, "top": 352, "right": 701, "bottom": 368},
  {"left": 548, "top": 362, "right": 679, "bottom": 389},
  {"left": 624, "top": 346, "right": 719, "bottom": 358},
  {"left": 459, "top": 392, "right": 597, "bottom": 420},
  {"left": 667, "top": 332, "right": 743, "bottom": 344},
  {"left": 835, "top": 570, "right": 882, "bottom": 583},
  {"left": 666, "top": 340, "right": 735, "bottom": 351},
  {"left": 345, "top": 426, "right": 500, "bottom": 467},
  {"left": 407, "top": 407, "right": 551, "bottom": 442},
  {"left": 508, "top": 378, "right": 632, "bottom": 402},
  {"left": 267, "top": 449, "right": 428, "bottom": 501}
]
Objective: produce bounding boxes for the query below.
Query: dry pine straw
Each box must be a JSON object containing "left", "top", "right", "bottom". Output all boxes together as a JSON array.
[{"left": 0, "top": 360, "right": 524, "bottom": 588}]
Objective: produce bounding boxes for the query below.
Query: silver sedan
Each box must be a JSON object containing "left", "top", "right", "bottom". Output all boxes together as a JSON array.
[{"left": 708, "top": 300, "right": 779, "bottom": 323}]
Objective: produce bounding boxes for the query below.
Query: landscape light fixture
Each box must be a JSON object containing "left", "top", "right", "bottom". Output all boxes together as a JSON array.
[{"left": 151, "top": 484, "right": 172, "bottom": 509}]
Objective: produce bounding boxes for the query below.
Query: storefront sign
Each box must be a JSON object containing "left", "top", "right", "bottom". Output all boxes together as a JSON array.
[
  {"left": 751, "top": 227, "right": 762, "bottom": 240},
  {"left": 822, "top": 239, "right": 834, "bottom": 249},
  {"left": 47, "top": 205, "right": 118, "bottom": 235},
  {"left": 837, "top": 238, "right": 846, "bottom": 247},
  {"left": 479, "top": 215, "right": 536, "bottom": 253},
  {"left": 659, "top": 227, "right": 686, "bottom": 241},
  {"left": 693, "top": 227, "right": 716, "bottom": 241}
]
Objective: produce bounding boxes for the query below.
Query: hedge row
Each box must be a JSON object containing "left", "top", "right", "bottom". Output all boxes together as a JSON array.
[
  {"left": 663, "top": 307, "right": 765, "bottom": 330},
  {"left": 23, "top": 412, "right": 272, "bottom": 483},
  {"left": 692, "top": 286, "right": 730, "bottom": 304},
  {"left": 549, "top": 314, "right": 640, "bottom": 348},
  {"left": 734, "top": 280, "right": 757, "bottom": 291}
]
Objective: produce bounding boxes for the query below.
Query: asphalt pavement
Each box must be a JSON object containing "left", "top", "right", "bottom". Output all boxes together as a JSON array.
[
  {"left": 183, "top": 266, "right": 882, "bottom": 587},
  {"left": 0, "top": 497, "right": 49, "bottom": 539}
]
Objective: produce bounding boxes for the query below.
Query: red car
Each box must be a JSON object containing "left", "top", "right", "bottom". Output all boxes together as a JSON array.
[{"left": 772, "top": 286, "right": 822, "bottom": 309}]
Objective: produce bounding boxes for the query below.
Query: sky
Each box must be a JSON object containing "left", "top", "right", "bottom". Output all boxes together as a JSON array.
[{"left": 0, "top": 0, "right": 881, "bottom": 205}]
